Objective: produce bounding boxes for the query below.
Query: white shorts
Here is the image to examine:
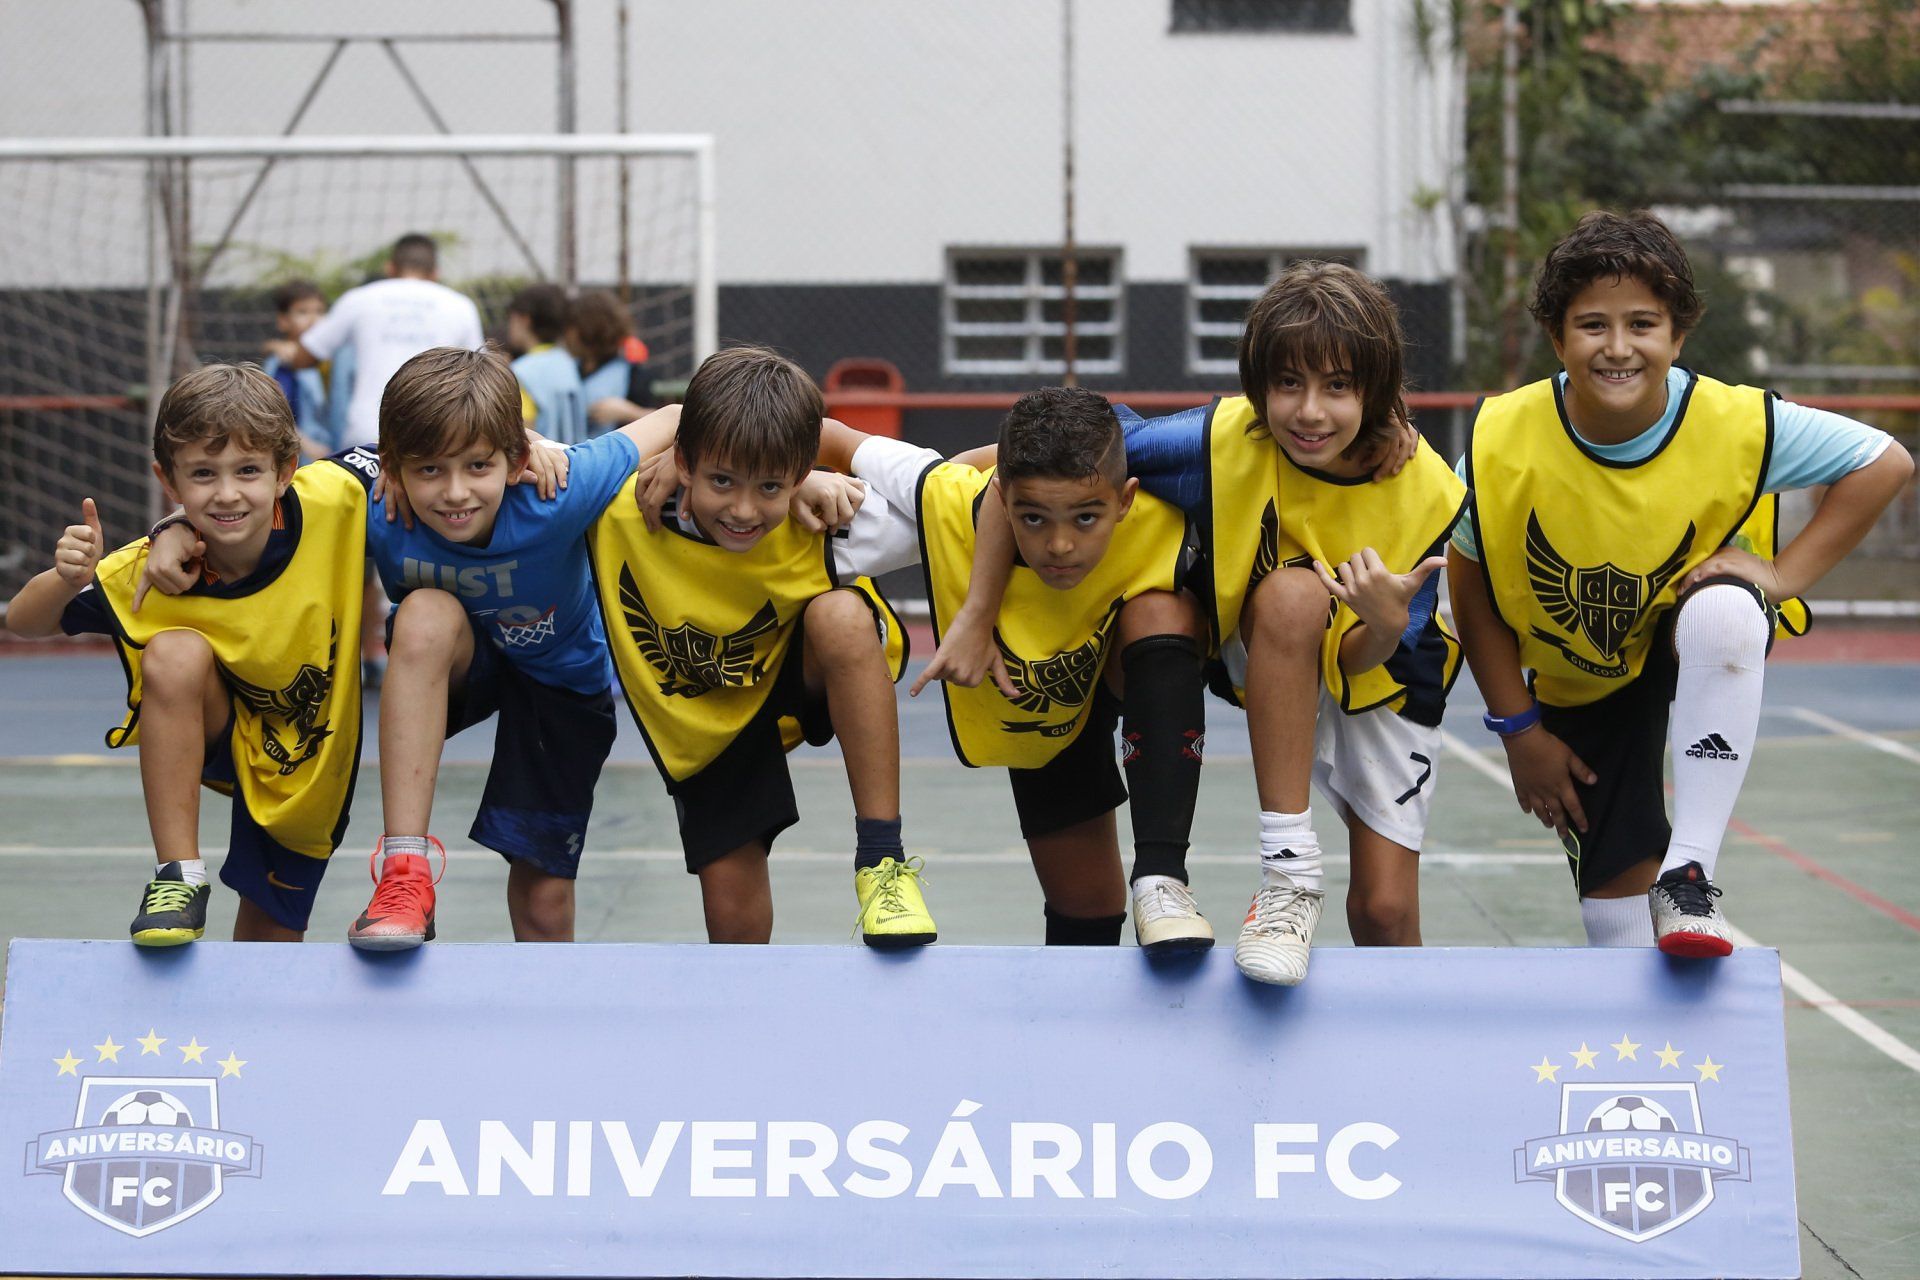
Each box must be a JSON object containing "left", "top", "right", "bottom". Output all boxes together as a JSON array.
[{"left": 1312, "top": 688, "right": 1437, "bottom": 852}]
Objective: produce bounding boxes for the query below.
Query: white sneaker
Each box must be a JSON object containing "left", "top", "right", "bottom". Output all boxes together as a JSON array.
[
  {"left": 1649, "top": 861, "right": 1733, "bottom": 958},
  {"left": 1131, "top": 875, "right": 1215, "bottom": 955},
  {"left": 1234, "top": 872, "right": 1323, "bottom": 986}
]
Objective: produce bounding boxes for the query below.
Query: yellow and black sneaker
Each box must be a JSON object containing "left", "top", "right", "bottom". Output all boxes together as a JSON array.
[
  {"left": 130, "top": 863, "right": 210, "bottom": 947},
  {"left": 854, "top": 856, "right": 937, "bottom": 949}
]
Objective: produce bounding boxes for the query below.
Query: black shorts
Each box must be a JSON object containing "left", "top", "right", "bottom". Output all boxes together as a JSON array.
[
  {"left": 447, "top": 622, "right": 618, "bottom": 879},
  {"left": 203, "top": 724, "right": 340, "bottom": 933},
  {"left": 669, "top": 632, "right": 834, "bottom": 874},
  {"left": 1007, "top": 687, "right": 1128, "bottom": 841},
  {"left": 1541, "top": 576, "right": 1770, "bottom": 894}
]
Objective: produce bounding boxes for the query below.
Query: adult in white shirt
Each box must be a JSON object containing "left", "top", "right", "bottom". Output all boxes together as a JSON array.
[{"left": 267, "top": 233, "right": 486, "bottom": 450}]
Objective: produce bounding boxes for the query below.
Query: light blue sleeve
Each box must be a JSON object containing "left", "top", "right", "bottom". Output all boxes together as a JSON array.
[
  {"left": 1448, "top": 455, "right": 1479, "bottom": 560},
  {"left": 326, "top": 344, "right": 356, "bottom": 445},
  {"left": 1764, "top": 399, "right": 1894, "bottom": 494},
  {"left": 547, "top": 431, "right": 641, "bottom": 540}
]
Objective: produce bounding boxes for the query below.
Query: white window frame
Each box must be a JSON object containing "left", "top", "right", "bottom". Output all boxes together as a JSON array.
[
  {"left": 1187, "top": 247, "right": 1365, "bottom": 376},
  {"left": 944, "top": 247, "right": 1124, "bottom": 376}
]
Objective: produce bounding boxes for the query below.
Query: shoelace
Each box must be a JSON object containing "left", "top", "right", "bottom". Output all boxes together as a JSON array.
[
  {"left": 1248, "top": 882, "right": 1316, "bottom": 941},
  {"left": 1660, "top": 875, "right": 1723, "bottom": 917},
  {"left": 141, "top": 879, "right": 198, "bottom": 915},
  {"left": 1137, "top": 879, "right": 1200, "bottom": 922},
  {"left": 365, "top": 836, "right": 449, "bottom": 887},
  {"left": 853, "top": 857, "right": 927, "bottom": 929}
]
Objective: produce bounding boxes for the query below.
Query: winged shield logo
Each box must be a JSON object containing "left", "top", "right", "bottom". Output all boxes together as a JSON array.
[
  {"left": 618, "top": 565, "right": 782, "bottom": 699},
  {"left": 1525, "top": 514, "right": 1693, "bottom": 678},
  {"left": 219, "top": 627, "right": 337, "bottom": 775}
]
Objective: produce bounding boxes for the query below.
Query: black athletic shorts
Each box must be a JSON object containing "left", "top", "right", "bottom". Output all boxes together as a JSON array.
[
  {"left": 446, "top": 619, "right": 617, "bottom": 880},
  {"left": 204, "top": 721, "right": 340, "bottom": 933},
  {"left": 1006, "top": 687, "right": 1128, "bottom": 841},
  {"left": 1541, "top": 576, "right": 1770, "bottom": 894},
  {"left": 669, "top": 625, "right": 834, "bottom": 874}
]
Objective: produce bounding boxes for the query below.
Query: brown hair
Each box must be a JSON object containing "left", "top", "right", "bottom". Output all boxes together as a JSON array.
[
  {"left": 271, "top": 278, "right": 323, "bottom": 314},
  {"left": 390, "top": 233, "right": 438, "bottom": 276},
  {"left": 678, "top": 345, "right": 823, "bottom": 481},
  {"left": 379, "top": 345, "right": 526, "bottom": 466},
  {"left": 1529, "top": 209, "right": 1703, "bottom": 337},
  {"left": 568, "top": 290, "right": 633, "bottom": 373},
  {"left": 508, "top": 283, "right": 570, "bottom": 345},
  {"left": 1238, "top": 261, "right": 1407, "bottom": 461},
  {"left": 997, "top": 386, "right": 1125, "bottom": 489},
  {"left": 152, "top": 363, "right": 301, "bottom": 476}
]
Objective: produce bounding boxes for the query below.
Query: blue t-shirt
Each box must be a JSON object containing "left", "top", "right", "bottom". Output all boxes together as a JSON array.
[
  {"left": 514, "top": 346, "right": 589, "bottom": 446},
  {"left": 366, "top": 432, "right": 639, "bottom": 694},
  {"left": 580, "top": 356, "right": 632, "bottom": 406},
  {"left": 1449, "top": 368, "right": 1895, "bottom": 559}
]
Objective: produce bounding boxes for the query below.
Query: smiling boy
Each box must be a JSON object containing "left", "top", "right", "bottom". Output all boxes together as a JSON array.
[
  {"left": 5, "top": 364, "right": 370, "bottom": 944},
  {"left": 1449, "top": 210, "right": 1912, "bottom": 953}
]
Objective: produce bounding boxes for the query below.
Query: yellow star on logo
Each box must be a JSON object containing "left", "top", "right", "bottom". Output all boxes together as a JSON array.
[
  {"left": 53, "top": 1049, "right": 82, "bottom": 1077},
  {"left": 1695, "top": 1056, "right": 1723, "bottom": 1083},
  {"left": 1610, "top": 1034, "right": 1641, "bottom": 1061},
  {"left": 1570, "top": 1043, "right": 1599, "bottom": 1069},
  {"left": 1531, "top": 1056, "right": 1560, "bottom": 1083},
  {"left": 137, "top": 1028, "right": 167, "bottom": 1056},
  {"left": 1655, "top": 1041, "right": 1684, "bottom": 1069},
  {"left": 93, "top": 1035, "right": 123, "bottom": 1063},
  {"left": 218, "top": 1052, "right": 246, "bottom": 1079},
  {"left": 179, "top": 1038, "right": 208, "bottom": 1065}
]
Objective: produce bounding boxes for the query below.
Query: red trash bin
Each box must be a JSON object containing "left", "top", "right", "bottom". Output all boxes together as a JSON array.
[{"left": 824, "top": 358, "right": 904, "bottom": 439}]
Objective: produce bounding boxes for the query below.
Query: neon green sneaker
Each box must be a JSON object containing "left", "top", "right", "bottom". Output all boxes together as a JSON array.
[
  {"left": 854, "top": 856, "right": 937, "bottom": 949},
  {"left": 130, "top": 863, "right": 209, "bottom": 947}
]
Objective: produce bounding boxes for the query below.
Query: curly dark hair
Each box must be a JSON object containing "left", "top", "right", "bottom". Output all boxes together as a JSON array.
[
  {"left": 996, "top": 386, "right": 1125, "bottom": 489},
  {"left": 1529, "top": 209, "right": 1703, "bottom": 337}
]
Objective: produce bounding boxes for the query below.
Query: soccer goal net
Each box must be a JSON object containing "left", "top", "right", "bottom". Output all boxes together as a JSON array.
[{"left": 0, "top": 134, "right": 715, "bottom": 598}]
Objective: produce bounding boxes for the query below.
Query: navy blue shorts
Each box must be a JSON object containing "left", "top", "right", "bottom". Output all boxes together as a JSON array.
[
  {"left": 447, "top": 620, "right": 618, "bottom": 880},
  {"left": 203, "top": 728, "right": 338, "bottom": 933}
]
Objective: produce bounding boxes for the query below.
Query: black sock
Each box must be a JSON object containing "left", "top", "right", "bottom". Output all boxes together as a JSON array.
[
  {"left": 854, "top": 815, "right": 903, "bottom": 871},
  {"left": 1043, "top": 904, "right": 1126, "bottom": 946},
  {"left": 1120, "top": 634, "right": 1204, "bottom": 885}
]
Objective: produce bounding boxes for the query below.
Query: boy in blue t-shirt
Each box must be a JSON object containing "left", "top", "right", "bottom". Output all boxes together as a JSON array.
[
  {"left": 507, "top": 284, "right": 588, "bottom": 445},
  {"left": 261, "top": 279, "right": 333, "bottom": 457}
]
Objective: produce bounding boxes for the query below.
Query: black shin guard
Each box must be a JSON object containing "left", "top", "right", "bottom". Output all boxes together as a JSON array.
[
  {"left": 1120, "top": 633, "right": 1204, "bottom": 885},
  {"left": 1043, "top": 904, "right": 1126, "bottom": 946}
]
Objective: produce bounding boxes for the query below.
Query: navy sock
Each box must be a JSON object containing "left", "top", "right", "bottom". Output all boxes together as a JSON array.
[
  {"left": 1121, "top": 634, "right": 1205, "bottom": 885},
  {"left": 1043, "top": 904, "right": 1126, "bottom": 946},
  {"left": 854, "top": 815, "right": 903, "bottom": 871}
]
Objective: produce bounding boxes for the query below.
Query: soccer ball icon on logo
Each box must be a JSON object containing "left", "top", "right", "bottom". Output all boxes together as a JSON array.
[
  {"left": 1586, "top": 1094, "right": 1677, "bottom": 1134},
  {"left": 102, "top": 1089, "right": 193, "bottom": 1128}
]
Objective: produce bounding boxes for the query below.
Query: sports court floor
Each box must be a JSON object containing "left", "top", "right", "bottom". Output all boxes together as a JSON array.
[{"left": 1, "top": 634, "right": 1916, "bottom": 1279}]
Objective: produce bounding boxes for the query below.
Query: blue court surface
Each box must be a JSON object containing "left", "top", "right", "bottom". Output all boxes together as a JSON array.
[{"left": 1, "top": 644, "right": 1916, "bottom": 1279}]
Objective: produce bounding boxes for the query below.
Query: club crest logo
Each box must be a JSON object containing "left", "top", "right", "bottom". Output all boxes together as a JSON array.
[
  {"left": 222, "top": 626, "right": 339, "bottom": 775},
  {"left": 24, "top": 1033, "right": 262, "bottom": 1237},
  {"left": 997, "top": 598, "right": 1123, "bottom": 734},
  {"left": 1525, "top": 513, "right": 1693, "bottom": 678},
  {"left": 1514, "top": 1033, "right": 1748, "bottom": 1242},
  {"left": 619, "top": 564, "right": 782, "bottom": 699}
]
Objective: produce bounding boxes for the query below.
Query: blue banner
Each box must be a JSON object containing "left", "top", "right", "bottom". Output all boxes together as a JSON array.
[{"left": 0, "top": 940, "right": 1798, "bottom": 1278}]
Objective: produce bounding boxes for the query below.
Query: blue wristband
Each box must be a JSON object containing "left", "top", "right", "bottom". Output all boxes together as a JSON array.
[{"left": 1483, "top": 701, "right": 1542, "bottom": 736}]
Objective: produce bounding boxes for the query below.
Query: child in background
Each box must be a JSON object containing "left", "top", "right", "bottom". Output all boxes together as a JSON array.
[
  {"left": 1449, "top": 209, "right": 1912, "bottom": 954},
  {"left": 569, "top": 289, "right": 654, "bottom": 432},
  {"left": 507, "top": 283, "right": 588, "bottom": 445},
  {"left": 261, "top": 279, "right": 333, "bottom": 458}
]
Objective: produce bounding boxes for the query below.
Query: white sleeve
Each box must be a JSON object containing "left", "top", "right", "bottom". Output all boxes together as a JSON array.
[
  {"left": 298, "top": 288, "right": 360, "bottom": 362},
  {"left": 850, "top": 436, "right": 944, "bottom": 512},
  {"left": 458, "top": 297, "right": 485, "bottom": 350},
  {"left": 831, "top": 478, "right": 924, "bottom": 580}
]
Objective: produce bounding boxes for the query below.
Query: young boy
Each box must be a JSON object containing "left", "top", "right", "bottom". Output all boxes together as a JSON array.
[
  {"left": 4, "top": 364, "right": 371, "bottom": 945},
  {"left": 817, "top": 387, "right": 1212, "bottom": 952},
  {"left": 507, "top": 283, "right": 588, "bottom": 445},
  {"left": 588, "top": 345, "right": 933, "bottom": 946},
  {"left": 1449, "top": 209, "right": 1912, "bottom": 955},
  {"left": 260, "top": 279, "right": 333, "bottom": 456}
]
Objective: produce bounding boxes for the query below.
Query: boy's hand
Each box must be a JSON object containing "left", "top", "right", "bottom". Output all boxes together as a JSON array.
[
  {"left": 1314, "top": 550, "right": 1445, "bottom": 637},
  {"left": 1501, "top": 725, "right": 1597, "bottom": 838},
  {"left": 790, "top": 471, "right": 865, "bottom": 534},
  {"left": 371, "top": 470, "right": 415, "bottom": 530},
  {"left": 632, "top": 451, "right": 679, "bottom": 532},
  {"left": 54, "top": 498, "right": 106, "bottom": 589},
  {"left": 512, "top": 440, "right": 570, "bottom": 501},
  {"left": 910, "top": 604, "right": 1017, "bottom": 699},
  {"left": 1366, "top": 403, "right": 1419, "bottom": 481},
  {"left": 132, "top": 519, "right": 206, "bottom": 611},
  {"left": 1679, "top": 546, "right": 1783, "bottom": 599}
]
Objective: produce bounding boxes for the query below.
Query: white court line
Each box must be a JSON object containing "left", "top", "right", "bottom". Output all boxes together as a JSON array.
[
  {"left": 1781, "top": 705, "right": 1920, "bottom": 768},
  {"left": 1437, "top": 729, "right": 1920, "bottom": 1076},
  {"left": 0, "top": 844, "right": 1558, "bottom": 868}
]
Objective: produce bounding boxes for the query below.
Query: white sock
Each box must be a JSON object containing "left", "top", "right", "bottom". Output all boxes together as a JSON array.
[
  {"left": 1662, "top": 584, "right": 1768, "bottom": 880},
  {"left": 1259, "top": 809, "right": 1323, "bottom": 893},
  {"left": 160, "top": 858, "right": 207, "bottom": 887},
  {"left": 1581, "top": 893, "right": 1656, "bottom": 947},
  {"left": 381, "top": 835, "right": 429, "bottom": 866}
]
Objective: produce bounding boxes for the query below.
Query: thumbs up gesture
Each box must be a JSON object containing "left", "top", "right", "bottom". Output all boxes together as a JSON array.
[{"left": 54, "top": 498, "right": 105, "bottom": 587}]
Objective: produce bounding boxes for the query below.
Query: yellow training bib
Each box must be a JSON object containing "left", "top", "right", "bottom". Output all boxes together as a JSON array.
[
  {"left": 1468, "top": 372, "right": 1808, "bottom": 708},
  {"left": 94, "top": 461, "right": 367, "bottom": 860},
  {"left": 919, "top": 461, "right": 1191, "bottom": 768}
]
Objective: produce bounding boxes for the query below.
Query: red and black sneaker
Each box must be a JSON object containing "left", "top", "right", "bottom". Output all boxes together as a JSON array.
[{"left": 348, "top": 837, "right": 445, "bottom": 951}]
